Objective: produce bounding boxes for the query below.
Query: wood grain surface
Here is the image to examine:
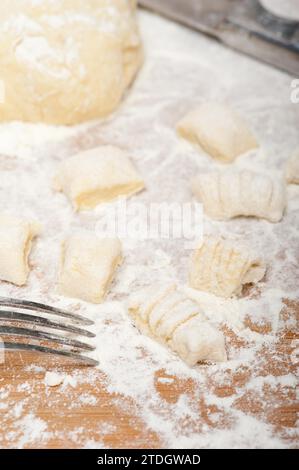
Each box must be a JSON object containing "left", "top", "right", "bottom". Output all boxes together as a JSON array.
[{"left": 0, "top": 299, "right": 298, "bottom": 449}]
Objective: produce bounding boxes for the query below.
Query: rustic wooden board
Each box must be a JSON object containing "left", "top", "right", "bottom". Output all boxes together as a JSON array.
[{"left": 0, "top": 300, "right": 297, "bottom": 449}]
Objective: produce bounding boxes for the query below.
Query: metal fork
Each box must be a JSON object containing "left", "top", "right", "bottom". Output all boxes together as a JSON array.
[{"left": 0, "top": 297, "right": 98, "bottom": 367}]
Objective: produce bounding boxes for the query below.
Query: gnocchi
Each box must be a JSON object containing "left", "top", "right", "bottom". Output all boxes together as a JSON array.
[
  {"left": 286, "top": 148, "right": 299, "bottom": 184},
  {"left": 189, "top": 238, "right": 266, "bottom": 298},
  {"left": 58, "top": 232, "right": 122, "bottom": 303},
  {"left": 0, "top": 213, "right": 40, "bottom": 286},
  {"left": 54, "top": 145, "right": 145, "bottom": 211},
  {"left": 177, "top": 102, "right": 258, "bottom": 163},
  {"left": 191, "top": 169, "right": 286, "bottom": 222},
  {"left": 128, "top": 284, "right": 227, "bottom": 366}
]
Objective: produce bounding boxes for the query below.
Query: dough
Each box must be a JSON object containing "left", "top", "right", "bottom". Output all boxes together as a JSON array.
[
  {"left": 286, "top": 148, "right": 299, "bottom": 184},
  {"left": 0, "top": 0, "right": 142, "bottom": 125},
  {"left": 189, "top": 238, "right": 266, "bottom": 298},
  {"left": 0, "top": 214, "right": 40, "bottom": 286},
  {"left": 191, "top": 169, "right": 286, "bottom": 222},
  {"left": 128, "top": 285, "right": 227, "bottom": 366},
  {"left": 54, "top": 145, "right": 145, "bottom": 210},
  {"left": 58, "top": 232, "right": 122, "bottom": 303},
  {"left": 177, "top": 102, "right": 258, "bottom": 163}
]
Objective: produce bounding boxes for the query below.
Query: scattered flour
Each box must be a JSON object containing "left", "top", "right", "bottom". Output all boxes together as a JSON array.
[
  {"left": 0, "top": 9, "right": 298, "bottom": 449},
  {"left": 7, "top": 414, "right": 49, "bottom": 449},
  {"left": 25, "top": 364, "right": 45, "bottom": 373},
  {"left": 44, "top": 371, "right": 77, "bottom": 388},
  {"left": 62, "top": 374, "right": 77, "bottom": 389}
]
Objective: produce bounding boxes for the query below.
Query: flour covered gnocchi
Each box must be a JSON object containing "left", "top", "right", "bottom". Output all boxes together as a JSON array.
[
  {"left": 189, "top": 238, "right": 266, "bottom": 298},
  {"left": 0, "top": 213, "right": 40, "bottom": 286},
  {"left": 128, "top": 284, "right": 227, "bottom": 366},
  {"left": 286, "top": 148, "right": 299, "bottom": 184},
  {"left": 54, "top": 145, "right": 145, "bottom": 210},
  {"left": 177, "top": 102, "right": 258, "bottom": 163},
  {"left": 191, "top": 169, "right": 286, "bottom": 222},
  {"left": 59, "top": 232, "right": 122, "bottom": 303}
]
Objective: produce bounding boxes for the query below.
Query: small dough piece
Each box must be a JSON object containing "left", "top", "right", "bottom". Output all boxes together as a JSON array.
[
  {"left": 177, "top": 102, "right": 258, "bottom": 163},
  {"left": 286, "top": 148, "right": 299, "bottom": 184},
  {"left": 45, "top": 371, "right": 64, "bottom": 387},
  {"left": 59, "top": 232, "right": 122, "bottom": 303},
  {"left": 0, "top": 213, "right": 40, "bottom": 286},
  {"left": 189, "top": 238, "right": 266, "bottom": 298},
  {"left": 170, "top": 317, "right": 227, "bottom": 365},
  {"left": 54, "top": 145, "right": 145, "bottom": 210},
  {"left": 128, "top": 285, "right": 227, "bottom": 366},
  {"left": 191, "top": 169, "right": 286, "bottom": 223}
]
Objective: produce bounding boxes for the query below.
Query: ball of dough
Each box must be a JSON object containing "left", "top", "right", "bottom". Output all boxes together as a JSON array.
[{"left": 0, "top": 0, "right": 143, "bottom": 125}]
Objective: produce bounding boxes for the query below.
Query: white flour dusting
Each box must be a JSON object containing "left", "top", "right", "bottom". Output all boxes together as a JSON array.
[
  {"left": 6, "top": 414, "right": 49, "bottom": 448},
  {"left": 0, "top": 121, "right": 91, "bottom": 160},
  {"left": 0, "top": 10, "right": 298, "bottom": 449}
]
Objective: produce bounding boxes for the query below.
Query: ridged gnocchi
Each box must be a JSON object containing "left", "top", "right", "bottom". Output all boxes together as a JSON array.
[
  {"left": 191, "top": 169, "right": 286, "bottom": 222},
  {"left": 0, "top": 213, "right": 40, "bottom": 286},
  {"left": 177, "top": 102, "right": 258, "bottom": 163},
  {"left": 128, "top": 284, "right": 227, "bottom": 366},
  {"left": 286, "top": 148, "right": 299, "bottom": 184},
  {"left": 189, "top": 238, "right": 266, "bottom": 298}
]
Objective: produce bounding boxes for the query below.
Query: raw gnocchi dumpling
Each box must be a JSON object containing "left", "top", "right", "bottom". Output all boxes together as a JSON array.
[
  {"left": 177, "top": 102, "right": 258, "bottom": 163},
  {"left": 286, "top": 148, "right": 299, "bottom": 184},
  {"left": 54, "top": 145, "right": 145, "bottom": 210},
  {"left": 189, "top": 238, "right": 266, "bottom": 298},
  {"left": 128, "top": 284, "right": 227, "bottom": 366},
  {"left": 0, "top": 213, "right": 40, "bottom": 286},
  {"left": 58, "top": 232, "right": 122, "bottom": 303},
  {"left": 191, "top": 169, "right": 286, "bottom": 222}
]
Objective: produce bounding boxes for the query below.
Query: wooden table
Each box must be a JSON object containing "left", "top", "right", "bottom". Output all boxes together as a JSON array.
[{"left": 0, "top": 299, "right": 297, "bottom": 449}]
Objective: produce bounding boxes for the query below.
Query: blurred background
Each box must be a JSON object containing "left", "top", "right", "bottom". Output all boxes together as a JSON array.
[{"left": 139, "top": 0, "right": 299, "bottom": 75}]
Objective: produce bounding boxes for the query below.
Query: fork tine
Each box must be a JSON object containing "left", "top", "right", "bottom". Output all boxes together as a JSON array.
[
  {"left": 0, "top": 310, "right": 96, "bottom": 338},
  {"left": 0, "top": 297, "right": 93, "bottom": 326},
  {"left": 0, "top": 326, "right": 95, "bottom": 352},
  {"left": 1, "top": 341, "right": 99, "bottom": 366}
]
